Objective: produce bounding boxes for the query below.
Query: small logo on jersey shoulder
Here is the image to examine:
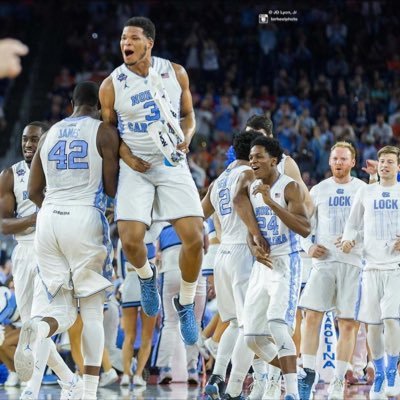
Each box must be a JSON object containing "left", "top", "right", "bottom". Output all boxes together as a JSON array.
[
  {"left": 117, "top": 73, "right": 129, "bottom": 89},
  {"left": 16, "top": 168, "right": 25, "bottom": 177},
  {"left": 161, "top": 72, "right": 169, "bottom": 79},
  {"left": 382, "top": 192, "right": 390, "bottom": 198},
  {"left": 336, "top": 188, "right": 344, "bottom": 194}
]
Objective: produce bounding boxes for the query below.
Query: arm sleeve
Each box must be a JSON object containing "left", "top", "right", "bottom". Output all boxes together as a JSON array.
[{"left": 342, "top": 188, "right": 364, "bottom": 242}]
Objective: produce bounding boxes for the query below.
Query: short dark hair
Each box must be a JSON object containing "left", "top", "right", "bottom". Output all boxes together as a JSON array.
[
  {"left": 27, "top": 121, "right": 50, "bottom": 133},
  {"left": 233, "top": 130, "right": 262, "bottom": 161},
  {"left": 124, "top": 17, "right": 156, "bottom": 41},
  {"left": 250, "top": 136, "right": 283, "bottom": 164},
  {"left": 246, "top": 115, "right": 274, "bottom": 137},
  {"left": 72, "top": 81, "right": 99, "bottom": 107}
]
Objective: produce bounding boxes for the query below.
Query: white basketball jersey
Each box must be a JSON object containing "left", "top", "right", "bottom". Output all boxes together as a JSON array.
[
  {"left": 277, "top": 153, "right": 287, "bottom": 175},
  {"left": 250, "top": 174, "right": 302, "bottom": 256},
  {"left": 210, "top": 163, "right": 251, "bottom": 244},
  {"left": 40, "top": 116, "right": 105, "bottom": 211},
  {"left": 111, "top": 57, "right": 181, "bottom": 160},
  {"left": 310, "top": 177, "right": 366, "bottom": 266},
  {"left": 12, "top": 160, "right": 37, "bottom": 242},
  {"left": 343, "top": 182, "right": 400, "bottom": 269}
]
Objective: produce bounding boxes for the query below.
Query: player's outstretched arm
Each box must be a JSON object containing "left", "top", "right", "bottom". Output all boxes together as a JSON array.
[
  {"left": 0, "top": 168, "right": 36, "bottom": 234},
  {"left": 172, "top": 63, "right": 195, "bottom": 153},
  {"left": 28, "top": 134, "right": 47, "bottom": 208},
  {"left": 97, "top": 122, "right": 120, "bottom": 198},
  {"left": 201, "top": 181, "right": 215, "bottom": 219}
]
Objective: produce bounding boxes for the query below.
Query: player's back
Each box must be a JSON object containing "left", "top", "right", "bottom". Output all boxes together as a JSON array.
[
  {"left": 40, "top": 116, "right": 105, "bottom": 210},
  {"left": 210, "top": 164, "right": 250, "bottom": 244}
]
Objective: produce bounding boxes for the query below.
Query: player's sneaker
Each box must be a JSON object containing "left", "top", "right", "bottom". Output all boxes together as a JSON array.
[
  {"left": 204, "top": 337, "right": 218, "bottom": 359},
  {"left": 197, "top": 335, "right": 210, "bottom": 360},
  {"left": 172, "top": 295, "right": 198, "bottom": 345},
  {"left": 59, "top": 376, "right": 84, "bottom": 400},
  {"left": 187, "top": 368, "right": 199, "bottom": 385},
  {"left": 297, "top": 367, "right": 315, "bottom": 400},
  {"left": 119, "top": 374, "right": 130, "bottom": 386},
  {"left": 385, "top": 368, "right": 400, "bottom": 397},
  {"left": 19, "top": 386, "right": 34, "bottom": 399},
  {"left": 133, "top": 374, "right": 146, "bottom": 386},
  {"left": 327, "top": 377, "right": 345, "bottom": 400},
  {"left": 284, "top": 394, "right": 299, "bottom": 400},
  {"left": 4, "top": 371, "right": 19, "bottom": 387},
  {"left": 158, "top": 367, "right": 172, "bottom": 384},
  {"left": 205, "top": 374, "right": 226, "bottom": 400},
  {"left": 99, "top": 368, "right": 119, "bottom": 387},
  {"left": 369, "top": 372, "right": 386, "bottom": 400},
  {"left": 247, "top": 373, "right": 267, "bottom": 400},
  {"left": 263, "top": 376, "right": 281, "bottom": 399},
  {"left": 138, "top": 263, "right": 160, "bottom": 316},
  {"left": 221, "top": 393, "right": 245, "bottom": 399}
]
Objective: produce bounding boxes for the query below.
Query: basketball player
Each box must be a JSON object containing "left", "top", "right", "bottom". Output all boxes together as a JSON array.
[
  {"left": 99, "top": 16, "right": 203, "bottom": 346},
  {"left": 298, "top": 142, "right": 366, "bottom": 400},
  {"left": 341, "top": 146, "right": 400, "bottom": 399},
  {"left": 235, "top": 136, "right": 310, "bottom": 400},
  {"left": 0, "top": 121, "right": 83, "bottom": 399},
  {"left": 14, "top": 81, "right": 119, "bottom": 400},
  {"left": 202, "top": 130, "right": 262, "bottom": 399}
]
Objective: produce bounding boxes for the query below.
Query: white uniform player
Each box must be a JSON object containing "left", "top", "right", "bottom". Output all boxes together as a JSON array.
[
  {"left": 202, "top": 217, "right": 219, "bottom": 277},
  {"left": 342, "top": 146, "right": 400, "bottom": 399}
]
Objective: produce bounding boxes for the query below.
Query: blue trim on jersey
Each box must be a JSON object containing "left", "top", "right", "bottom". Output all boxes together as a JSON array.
[
  {"left": 202, "top": 269, "right": 214, "bottom": 277},
  {"left": 147, "top": 243, "right": 156, "bottom": 259},
  {"left": 159, "top": 225, "right": 182, "bottom": 251},
  {"left": 120, "top": 243, "right": 156, "bottom": 278},
  {"left": 207, "top": 217, "right": 216, "bottom": 234},
  {"left": 122, "top": 301, "right": 141, "bottom": 309},
  {"left": 354, "top": 270, "right": 363, "bottom": 321},
  {"left": 94, "top": 181, "right": 106, "bottom": 212},
  {"left": 99, "top": 212, "right": 113, "bottom": 288},
  {"left": 120, "top": 248, "right": 126, "bottom": 280},
  {"left": 116, "top": 111, "right": 125, "bottom": 136},
  {"left": 284, "top": 252, "right": 301, "bottom": 327},
  {"left": 0, "top": 292, "right": 17, "bottom": 324},
  {"left": 151, "top": 273, "right": 165, "bottom": 367},
  {"left": 289, "top": 230, "right": 299, "bottom": 253}
]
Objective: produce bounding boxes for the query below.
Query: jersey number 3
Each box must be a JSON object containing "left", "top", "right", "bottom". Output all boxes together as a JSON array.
[{"left": 48, "top": 140, "right": 89, "bottom": 170}]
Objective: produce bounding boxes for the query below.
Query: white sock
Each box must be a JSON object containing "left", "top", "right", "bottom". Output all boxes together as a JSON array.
[
  {"left": 134, "top": 260, "right": 153, "bottom": 280},
  {"left": 335, "top": 360, "right": 348, "bottom": 380},
  {"left": 179, "top": 278, "right": 197, "bottom": 305},
  {"left": 253, "top": 358, "right": 267, "bottom": 381},
  {"left": 268, "top": 364, "right": 281, "bottom": 380},
  {"left": 284, "top": 373, "right": 298, "bottom": 396},
  {"left": 302, "top": 354, "right": 316, "bottom": 370},
  {"left": 82, "top": 374, "right": 99, "bottom": 400}
]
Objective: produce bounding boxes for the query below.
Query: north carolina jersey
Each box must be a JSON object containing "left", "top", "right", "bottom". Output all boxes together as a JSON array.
[
  {"left": 343, "top": 182, "right": 400, "bottom": 269},
  {"left": 277, "top": 154, "right": 287, "bottom": 175},
  {"left": 210, "top": 164, "right": 251, "bottom": 244},
  {"left": 40, "top": 116, "right": 106, "bottom": 211},
  {"left": 206, "top": 217, "right": 217, "bottom": 239},
  {"left": 250, "top": 174, "right": 301, "bottom": 256},
  {"left": 305, "top": 177, "right": 366, "bottom": 267},
  {"left": 111, "top": 57, "right": 181, "bottom": 160},
  {"left": 12, "top": 160, "right": 37, "bottom": 242}
]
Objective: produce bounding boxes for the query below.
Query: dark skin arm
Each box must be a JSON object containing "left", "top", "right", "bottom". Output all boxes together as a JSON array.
[
  {"left": 201, "top": 181, "right": 215, "bottom": 219},
  {"left": 99, "top": 76, "right": 151, "bottom": 172},
  {"left": 96, "top": 122, "right": 120, "bottom": 198},
  {"left": 28, "top": 133, "right": 47, "bottom": 208},
  {"left": 252, "top": 181, "right": 311, "bottom": 238},
  {"left": 247, "top": 232, "right": 273, "bottom": 268},
  {"left": 0, "top": 168, "right": 36, "bottom": 235},
  {"left": 233, "top": 169, "right": 269, "bottom": 252}
]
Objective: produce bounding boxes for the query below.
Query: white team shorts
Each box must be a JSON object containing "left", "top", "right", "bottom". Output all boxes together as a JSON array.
[
  {"left": 115, "top": 159, "right": 204, "bottom": 226},
  {"left": 299, "top": 262, "right": 361, "bottom": 319},
  {"left": 201, "top": 243, "right": 219, "bottom": 277},
  {"left": 214, "top": 244, "right": 253, "bottom": 326},
  {"left": 243, "top": 252, "right": 302, "bottom": 336},
  {"left": 11, "top": 241, "right": 37, "bottom": 322},
  {"left": 355, "top": 268, "right": 400, "bottom": 324},
  {"left": 120, "top": 271, "right": 141, "bottom": 308},
  {"left": 35, "top": 205, "right": 113, "bottom": 299}
]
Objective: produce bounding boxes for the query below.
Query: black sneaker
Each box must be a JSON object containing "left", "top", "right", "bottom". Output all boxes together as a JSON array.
[{"left": 205, "top": 374, "right": 226, "bottom": 399}]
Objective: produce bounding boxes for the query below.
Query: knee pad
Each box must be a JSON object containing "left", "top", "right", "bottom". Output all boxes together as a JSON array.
[
  {"left": 268, "top": 320, "right": 296, "bottom": 358},
  {"left": 244, "top": 335, "right": 277, "bottom": 362}
]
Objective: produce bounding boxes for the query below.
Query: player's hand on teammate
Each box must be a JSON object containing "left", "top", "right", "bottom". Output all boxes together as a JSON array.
[
  {"left": 334, "top": 236, "right": 342, "bottom": 248},
  {"left": 0, "top": 38, "right": 29, "bottom": 79},
  {"left": 125, "top": 153, "right": 151, "bottom": 172},
  {"left": 308, "top": 244, "right": 329, "bottom": 259},
  {"left": 341, "top": 240, "right": 355, "bottom": 253},
  {"left": 254, "top": 247, "right": 273, "bottom": 269},
  {"left": 177, "top": 140, "right": 189, "bottom": 154},
  {"left": 361, "top": 159, "right": 378, "bottom": 175},
  {"left": 252, "top": 183, "right": 272, "bottom": 205}
]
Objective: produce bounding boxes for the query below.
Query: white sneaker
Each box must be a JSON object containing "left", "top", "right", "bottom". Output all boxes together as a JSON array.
[
  {"left": 248, "top": 373, "right": 267, "bottom": 400},
  {"left": 196, "top": 335, "right": 210, "bottom": 360},
  {"left": 19, "top": 387, "right": 34, "bottom": 399},
  {"left": 133, "top": 375, "right": 147, "bottom": 387},
  {"left": 204, "top": 337, "right": 218, "bottom": 359},
  {"left": 99, "top": 368, "right": 119, "bottom": 387},
  {"left": 14, "top": 320, "right": 38, "bottom": 382},
  {"left": 370, "top": 373, "right": 387, "bottom": 400},
  {"left": 158, "top": 367, "right": 173, "bottom": 384},
  {"left": 59, "top": 376, "right": 84, "bottom": 400},
  {"left": 120, "top": 374, "right": 131, "bottom": 386},
  {"left": 4, "top": 371, "right": 20, "bottom": 387},
  {"left": 385, "top": 370, "right": 400, "bottom": 397},
  {"left": 263, "top": 376, "right": 282, "bottom": 399},
  {"left": 327, "top": 377, "right": 345, "bottom": 400},
  {"left": 187, "top": 368, "right": 199, "bottom": 385}
]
